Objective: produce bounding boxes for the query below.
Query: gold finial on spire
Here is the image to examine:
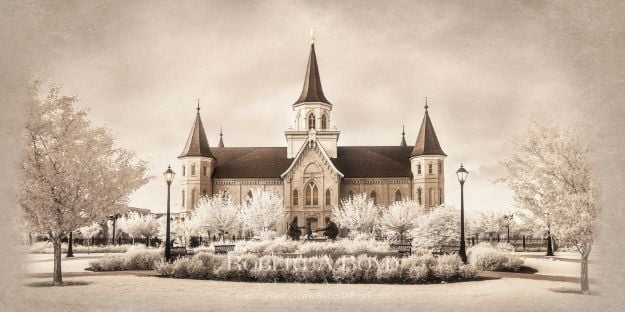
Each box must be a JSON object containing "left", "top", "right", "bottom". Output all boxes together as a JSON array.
[
  {"left": 424, "top": 97, "right": 429, "bottom": 111},
  {"left": 310, "top": 28, "right": 316, "bottom": 44}
]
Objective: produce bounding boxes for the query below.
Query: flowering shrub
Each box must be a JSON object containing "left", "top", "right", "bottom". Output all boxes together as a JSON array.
[
  {"left": 88, "top": 246, "right": 162, "bottom": 271},
  {"left": 433, "top": 254, "right": 462, "bottom": 280},
  {"left": 468, "top": 243, "right": 523, "bottom": 272},
  {"left": 376, "top": 257, "right": 401, "bottom": 282}
]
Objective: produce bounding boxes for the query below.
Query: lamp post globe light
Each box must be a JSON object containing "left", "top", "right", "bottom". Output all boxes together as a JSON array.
[
  {"left": 163, "top": 165, "right": 175, "bottom": 262},
  {"left": 456, "top": 164, "right": 469, "bottom": 264}
]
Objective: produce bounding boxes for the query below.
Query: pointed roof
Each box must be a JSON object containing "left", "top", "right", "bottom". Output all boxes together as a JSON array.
[
  {"left": 178, "top": 104, "right": 215, "bottom": 159},
  {"left": 294, "top": 43, "right": 331, "bottom": 105},
  {"left": 411, "top": 101, "right": 446, "bottom": 157},
  {"left": 400, "top": 125, "right": 407, "bottom": 147},
  {"left": 218, "top": 127, "right": 224, "bottom": 148}
]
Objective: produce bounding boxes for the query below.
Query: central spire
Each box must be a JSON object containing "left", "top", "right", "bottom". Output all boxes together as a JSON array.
[
  {"left": 294, "top": 41, "right": 331, "bottom": 105},
  {"left": 179, "top": 102, "right": 215, "bottom": 159}
]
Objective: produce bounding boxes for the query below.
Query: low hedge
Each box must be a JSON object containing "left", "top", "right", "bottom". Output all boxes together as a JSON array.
[
  {"left": 88, "top": 246, "right": 163, "bottom": 271},
  {"left": 155, "top": 252, "right": 476, "bottom": 284}
]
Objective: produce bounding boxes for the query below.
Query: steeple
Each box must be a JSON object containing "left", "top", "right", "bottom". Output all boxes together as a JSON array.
[
  {"left": 411, "top": 98, "right": 446, "bottom": 157},
  {"left": 400, "top": 125, "right": 407, "bottom": 147},
  {"left": 293, "top": 42, "right": 331, "bottom": 105},
  {"left": 179, "top": 101, "right": 215, "bottom": 158},
  {"left": 218, "top": 127, "right": 224, "bottom": 148}
]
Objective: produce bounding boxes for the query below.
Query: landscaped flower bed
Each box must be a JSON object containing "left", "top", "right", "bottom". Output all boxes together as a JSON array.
[
  {"left": 155, "top": 252, "right": 476, "bottom": 284},
  {"left": 233, "top": 238, "right": 392, "bottom": 256}
]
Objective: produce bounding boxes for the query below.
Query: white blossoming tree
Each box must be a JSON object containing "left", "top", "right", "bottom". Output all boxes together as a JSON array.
[
  {"left": 240, "top": 188, "right": 284, "bottom": 239},
  {"left": 499, "top": 123, "right": 599, "bottom": 294},
  {"left": 18, "top": 83, "right": 150, "bottom": 285},
  {"left": 410, "top": 205, "right": 460, "bottom": 249},
  {"left": 192, "top": 192, "right": 242, "bottom": 241},
  {"left": 120, "top": 212, "right": 160, "bottom": 246},
  {"left": 333, "top": 193, "right": 379, "bottom": 235},
  {"left": 77, "top": 222, "right": 102, "bottom": 246},
  {"left": 379, "top": 200, "right": 420, "bottom": 243}
]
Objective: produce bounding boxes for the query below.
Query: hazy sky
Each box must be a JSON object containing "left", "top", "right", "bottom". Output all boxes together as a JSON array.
[{"left": 28, "top": 0, "right": 612, "bottom": 214}]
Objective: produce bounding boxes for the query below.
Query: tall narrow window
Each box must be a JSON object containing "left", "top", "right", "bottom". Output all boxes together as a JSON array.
[
  {"left": 395, "top": 190, "right": 402, "bottom": 202},
  {"left": 293, "top": 189, "right": 299, "bottom": 206},
  {"left": 247, "top": 190, "right": 253, "bottom": 200},
  {"left": 182, "top": 166, "right": 186, "bottom": 176},
  {"left": 428, "top": 164, "right": 433, "bottom": 174},
  {"left": 191, "top": 189, "right": 197, "bottom": 208},
  {"left": 202, "top": 189, "right": 207, "bottom": 196},
  {"left": 203, "top": 165, "right": 207, "bottom": 176},
  {"left": 417, "top": 188, "right": 422, "bottom": 205},
  {"left": 347, "top": 190, "right": 354, "bottom": 199},
  {"left": 370, "top": 191, "right": 377, "bottom": 205},
  {"left": 308, "top": 113, "right": 316, "bottom": 130},
  {"left": 428, "top": 188, "right": 433, "bottom": 207},
  {"left": 438, "top": 161, "right": 443, "bottom": 174},
  {"left": 321, "top": 114, "right": 327, "bottom": 130},
  {"left": 305, "top": 182, "right": 318, "bottom": 206},
  {"left": 325, "top": 189, "right": 331, "bottom": 206},
  {"left": 417, "top": 164, "right": 422, "bottom": 175},
  {"left": 439, "top": 188, "right": 443, "bottom": 205},
  {"left": 191, "top": 163, "right": 196, "bottom": 176},
  {"left": 182, "top": 190, "right": 185, "bottom": 207}
]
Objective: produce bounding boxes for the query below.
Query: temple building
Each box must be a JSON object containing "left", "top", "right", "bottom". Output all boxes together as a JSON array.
[{"left": 177, "top": 41, "right": 447, "bottom": 233}]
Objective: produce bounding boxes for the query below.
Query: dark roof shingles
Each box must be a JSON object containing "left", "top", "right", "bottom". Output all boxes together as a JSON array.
[{"left": 211, "top": 146, "right": 413, "bottom": 179}]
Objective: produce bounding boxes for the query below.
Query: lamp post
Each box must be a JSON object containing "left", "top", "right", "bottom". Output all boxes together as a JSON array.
[
  {"left": 108, "top": 213, "right": 120, "bottom": 245},
  {"left": 503, "top": 214, "right": 514, "bottom": 244},
  {"left": 163, "top": 165, "right": 175, "bottom": 262},
  {"left": 456, "top": 164, "right": 469, "bottom": 264}
]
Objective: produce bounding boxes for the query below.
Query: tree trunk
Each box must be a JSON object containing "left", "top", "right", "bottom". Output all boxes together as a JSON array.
[
  {"left": 581, "top": 253, "right": 589, "bottom": 294},
  {"left": 52, "top": 239, "right": 63, "bottom": 285},
  {"left": 67, "top": 231, "right": 74, "bottom": 257}
]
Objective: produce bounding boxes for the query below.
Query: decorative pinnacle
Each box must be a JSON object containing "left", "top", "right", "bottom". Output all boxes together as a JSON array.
[
  {"left": 310, "top": 28, "right": 316, "bottom": 44},
  {"left": 197, "top": 98, "right": 200, "bottom": 112},
  {"left": 424, "top": 97, "right": 429, "bottom": 111},
  {"left": 220, "top": 127, "right": 223, "bottom": 137},
  {"left": 402, "top": 125, "right": 405, "bottom": 136}
]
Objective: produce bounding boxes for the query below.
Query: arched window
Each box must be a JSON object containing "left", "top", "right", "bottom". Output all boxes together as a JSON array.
[
  {"left": 347, "top": 190, "right": 354, "bottom": 199},
  {"left": 417, "top": 188, "right": 422, "bottom": 205},
  {"left": 202, "top": 189, "right": 207, "bottom": 196},
  {"left": 438, "top": 160, "right": 443, "bottom": 174},
  {"left": 191, "top": 163, "right": 196, "bottom": 176},
  {"left": 417, "top": 163, "right": 422, "bottom": 175},
  {"left": 247, "top": 190, "right": 253, "bottom": 200},
  {"left": 293, "top": 189, "right": 299, "bottom": 206},
  {"left": 325, "top": 189, "right": 331, "bottom": 206},
  {"left": 321, "top": 114, "right": 327, "bottom": 130},
  {"left": 395, "top": 189, "right": 402, "bottom": 202},
  {"left": 182, "top": 190, "right": 185, "bottom": 207},
  {"left": 182, "top": 165, "right": 186, "bottom": 176},
  {"left": 370, "top": 191, "right": 377, "bottom": 205},
  {"left": 308, "top": 113, "right": 316, "bottom": 130},
  {"left": 305, "top": 182, "right": 318, "bottom": 206},
  {"left": 428, "top": 163, "right": 433, "bottom": 174}
]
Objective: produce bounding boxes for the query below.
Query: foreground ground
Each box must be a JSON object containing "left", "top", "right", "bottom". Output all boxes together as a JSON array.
[{"left": 12, "top": 251, "right": 609, "bottom": 312}]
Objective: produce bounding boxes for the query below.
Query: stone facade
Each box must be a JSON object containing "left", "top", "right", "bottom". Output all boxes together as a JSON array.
[{"left": 177, "top": 42, "right": 447, "bottom": 233}]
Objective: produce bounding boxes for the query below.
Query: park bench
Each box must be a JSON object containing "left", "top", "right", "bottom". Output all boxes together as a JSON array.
[
  {"left": 432, "top": 245, "right": 459, "bottom": 256},
  {"left": 170, "top": 247, "right": 188, "bottom": 258},
  {"left": 214, "top": 244, "right": 235, "bottom": 254},
  {"left": 389, "top": 243, "right": 412, "bottom": 257}
]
